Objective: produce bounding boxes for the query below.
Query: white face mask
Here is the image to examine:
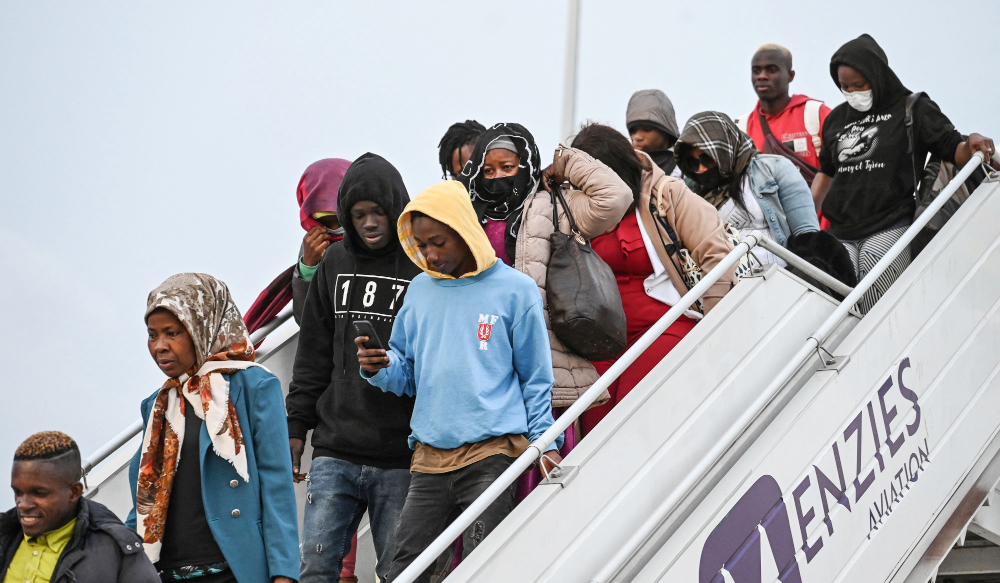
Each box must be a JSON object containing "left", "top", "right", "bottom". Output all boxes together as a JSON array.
[{"left": 842, "top": 89, "right": 873, "bottom": 112}]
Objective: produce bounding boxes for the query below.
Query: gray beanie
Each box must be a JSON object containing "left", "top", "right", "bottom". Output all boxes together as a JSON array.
[
  {"left": 485, "top": 136, "right": 519, "bottom": 155},
  {"left": 625, "top": 89, "right": 680, "bottom": 142}
]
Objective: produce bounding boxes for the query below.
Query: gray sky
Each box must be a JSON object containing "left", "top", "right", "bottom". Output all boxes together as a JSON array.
[{"left": 2, "top": 1, "right": 998, "bottom": 506}]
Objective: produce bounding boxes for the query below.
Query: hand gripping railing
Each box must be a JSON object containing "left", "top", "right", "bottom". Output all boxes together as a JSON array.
[
  {"left": 80, "top": 306, "right": 295, "bottom": 478},
  {"left": 587, "top": 151, "right": 992, "bottom": 583},
  {"left": 392, "top": 233, "right": 763, "bottom": 583}
]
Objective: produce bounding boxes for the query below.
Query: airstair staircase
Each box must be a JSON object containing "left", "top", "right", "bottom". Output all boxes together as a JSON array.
[{"left": 81, "top": 154, "right": 1000, "bottom": 583}]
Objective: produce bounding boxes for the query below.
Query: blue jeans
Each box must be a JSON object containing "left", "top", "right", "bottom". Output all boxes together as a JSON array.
[{"left": 300, "top": 456, "right": 411, "bottom": 583}]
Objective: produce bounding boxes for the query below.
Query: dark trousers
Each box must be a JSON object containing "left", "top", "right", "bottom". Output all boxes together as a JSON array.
[{"left": 387, "top": 455, "right": 517, "bottom": 583}]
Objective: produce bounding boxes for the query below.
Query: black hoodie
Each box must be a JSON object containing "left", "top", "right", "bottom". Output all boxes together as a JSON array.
[
  {"left": 818, "top": 34, "right": 963, "bottom": 240},
  {"left": 286, "top": 153, "right": 420, "bottom": 469}
]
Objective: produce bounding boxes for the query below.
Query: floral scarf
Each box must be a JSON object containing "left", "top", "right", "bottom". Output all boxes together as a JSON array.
[{"left": 135, "top": 273, "right": 260, "bottom": 563}]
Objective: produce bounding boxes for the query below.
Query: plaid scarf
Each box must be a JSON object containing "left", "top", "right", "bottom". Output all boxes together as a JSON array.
[
  {"left": 675, "top": 111, "right": 759, "bottom": 208},
  {"left": 136, "top": 273, "right": 259, "bottom": 564}
]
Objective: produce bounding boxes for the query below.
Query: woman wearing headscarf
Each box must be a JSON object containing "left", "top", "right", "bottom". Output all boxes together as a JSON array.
[
  {"left": 675, "top": 111, "right": 821, "bottom": 268},
  {"left": 568, "top": 123, "right": 737, "bottom": 433},
  {"left": 127, "top": 273, "right": 299, "bottom": 583},
  {"left": 460, "top": 122, "right": 634, "bottom": 444},
  {"left": 811, "top": 34, "right": 994, "bottom": 313}
]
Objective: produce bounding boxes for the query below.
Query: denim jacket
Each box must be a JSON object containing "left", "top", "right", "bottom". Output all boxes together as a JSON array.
[{"left": 746, "top": 154, "right": 820, "bottom": 246}]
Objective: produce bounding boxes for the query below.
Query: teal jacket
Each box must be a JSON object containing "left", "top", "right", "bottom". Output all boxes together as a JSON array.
[{"left": 126, "top": 367, "right": 299, "bottom": 583}]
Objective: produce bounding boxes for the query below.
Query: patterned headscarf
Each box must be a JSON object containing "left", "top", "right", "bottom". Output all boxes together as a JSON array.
[
  {"left": 136, "top": 273, "right": 260, "bottom": 563},
  {"left": 459, "top": 123, "right": 542, "bottom": 259},
  {"left": 675, "top": 111, "right": 759, "bottom": 208}
]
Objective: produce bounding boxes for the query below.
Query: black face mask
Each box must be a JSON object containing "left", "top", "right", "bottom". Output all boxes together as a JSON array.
[
  {"left": 689, "top": 167, "right": 724, "bottom": 192},
  {"left": 648, "top": 150, "right": 677, "bottom": 174},
  {"left": 481, "top": 175, "right": 517, "bottom": 199}
]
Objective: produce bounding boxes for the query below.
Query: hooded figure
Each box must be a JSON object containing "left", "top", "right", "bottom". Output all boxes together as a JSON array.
[
  {"left": 675, "top": 111, "right": 760, "bottom": 209},
  {"left": 817, "top": 33, "right": 966, "bottom": 242},
  {"left": 298, "top": 158, "right": 353, "bottom": 236},
  {"left": 626, "top": 89, "right": 681, "bottom": 176},
  {"left": 369, "top": 181, "right": 560, "bottom": 582},
  {"left": 460, "top": 122, "right": 543, "bottom": 262},
  {"left": 286, "top": 152, "right": 420, "bottom": 582},
  {"left": 244, "top": 158, "right": 352, "bottom": 331},
  {"left": 816, "top": 34, "right": 968, "bottom": 314},
  {"left": 828, "top": 34, "right": 909, "bottom": 113},
  {"left": 287, "top": 152, "right": 418, "bottom": 467}
]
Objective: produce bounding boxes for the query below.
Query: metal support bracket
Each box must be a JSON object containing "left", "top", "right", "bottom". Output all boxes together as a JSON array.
[
  {"left": 816, "top": 343, "right": 850, "bottom": 372},
  {"left": 539, "top": 453, "right": 579, "bottom": 488},
  {"left": 745, "top": 263, "right": 773, "bottom": 281}
]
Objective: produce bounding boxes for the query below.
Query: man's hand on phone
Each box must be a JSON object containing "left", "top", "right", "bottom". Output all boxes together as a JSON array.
[{"left": 355, "top": 336, "right": 391, "bottom": 374}]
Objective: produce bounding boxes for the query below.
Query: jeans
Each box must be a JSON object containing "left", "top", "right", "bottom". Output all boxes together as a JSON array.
[
  {"left": 300, "top": 456, "right": 411, "bottom": 583},
  {"left": 387, "top": 455, "right": 517, "bottom": 583}
]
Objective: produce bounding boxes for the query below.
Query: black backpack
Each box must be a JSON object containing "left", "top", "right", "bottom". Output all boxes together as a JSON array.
[{"left": 904, "top": 92, "right": 989, "bottom": 255}]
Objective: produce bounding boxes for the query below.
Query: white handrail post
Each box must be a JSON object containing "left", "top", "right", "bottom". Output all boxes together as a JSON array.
[
  {"left": 391, "top": 236, "right": 758, "bottom": 583},
  {"left": 589, "top": 152, "right": 988, "bottom": 583},
  {"left": 560, "top": 0, "right": 581, "bottom": 143}
]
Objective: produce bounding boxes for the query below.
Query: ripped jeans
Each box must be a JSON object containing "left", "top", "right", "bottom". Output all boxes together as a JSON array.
[
  {"left": 386, "top": 455, "right": 517, "bottom": 583},
  {"left": 300, "top": 456, "right": 410, "bottom": 583}
]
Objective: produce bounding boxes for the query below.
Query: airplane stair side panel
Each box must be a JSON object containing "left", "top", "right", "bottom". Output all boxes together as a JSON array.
[{"left": 633, "top": 180, "right": 1000, "bottom": 583}]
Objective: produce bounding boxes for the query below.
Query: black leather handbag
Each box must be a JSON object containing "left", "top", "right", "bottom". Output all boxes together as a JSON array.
[{"left": 545, "top": 181, "right": 627, "bottom": 361}]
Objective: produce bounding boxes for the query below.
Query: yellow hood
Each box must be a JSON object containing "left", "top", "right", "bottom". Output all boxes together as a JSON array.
[{"left": 397, "top": 181, "right": 498, "bottom": 279}]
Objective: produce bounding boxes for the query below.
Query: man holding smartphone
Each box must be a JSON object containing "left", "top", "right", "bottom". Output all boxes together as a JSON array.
[{"left": 286, "top": 153, "right": 422, "bottom": 583}]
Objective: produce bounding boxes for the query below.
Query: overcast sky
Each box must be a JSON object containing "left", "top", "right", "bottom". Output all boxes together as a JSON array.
[{"left": 2, "top": 1, "right": 998, "bottom": 506}]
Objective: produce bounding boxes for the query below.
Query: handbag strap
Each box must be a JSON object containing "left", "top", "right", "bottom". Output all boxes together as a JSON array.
[
  {"left": 651, "top": 179, "right": 682, "bottom": 254},
  {"left": 649, "top": 179, "right": 693, "bottom": 291},
  {"left": 549, "top": 179, "right": 585, "bottom": 243}
]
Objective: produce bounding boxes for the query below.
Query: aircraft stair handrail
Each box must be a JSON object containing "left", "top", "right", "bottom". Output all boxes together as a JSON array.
[
  {"left": 588, "top": 150, "right": 994, "bottom": 583},
  {"left": 392, "top": 232, "right": 765, "bottom": 583},
  {"left": 80, "top": 305, "right": 295, "bottom": 478}
]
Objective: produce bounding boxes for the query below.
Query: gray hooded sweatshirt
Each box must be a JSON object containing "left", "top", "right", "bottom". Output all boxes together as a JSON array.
[{"left": 626, "top": 89, "right": 681, "bottom": 177}]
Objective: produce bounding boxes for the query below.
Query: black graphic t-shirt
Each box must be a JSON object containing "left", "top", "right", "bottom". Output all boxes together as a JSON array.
[{"left": 819, "top": 93, "right": 963, "bottom": 240}]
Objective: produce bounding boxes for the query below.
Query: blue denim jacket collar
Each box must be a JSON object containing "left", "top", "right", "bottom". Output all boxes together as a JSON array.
[{"left": 745, "top": 155, "right": 790, "bottom": 246}]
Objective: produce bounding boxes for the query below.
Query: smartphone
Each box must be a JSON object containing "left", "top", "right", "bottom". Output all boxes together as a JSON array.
[{"left": 352, "top": 320, "right": 384, "bottom": 351}]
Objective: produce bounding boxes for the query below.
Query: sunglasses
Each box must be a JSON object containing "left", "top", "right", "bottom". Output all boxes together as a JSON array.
[{"left": 684, "top": 152, "right": 717, "bottom": 171}]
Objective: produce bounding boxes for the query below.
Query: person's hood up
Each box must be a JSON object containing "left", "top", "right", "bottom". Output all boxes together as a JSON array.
[
  {"left": 337, "top": 153, "right": 411, "bottom": 257},
  {"left": 459, "top": 122, "right": 542, "bottom": 261},
  {"left": 829, "top": 34, "right": 909, "bottom": 111},
  {"left": 296, "top": 158, "right": 352, "bottom": 233},
  {"left": 397, "top": 181, "right": 497, "bottom": 279},
  {"left": 625, "top": 89, "right": 680, "bottom": 142},
  {"left": 674, "top": 111, "right": 759, "bottom": 207}
]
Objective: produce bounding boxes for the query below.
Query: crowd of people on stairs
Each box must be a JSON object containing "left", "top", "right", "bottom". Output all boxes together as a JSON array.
[{"left": 4, "top": 34, "right": 996, "bottom": 583}]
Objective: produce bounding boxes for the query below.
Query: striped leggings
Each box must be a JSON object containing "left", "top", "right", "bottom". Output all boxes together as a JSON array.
[{"left": 840, "top": 224, "right": 911, "bottom": 315}]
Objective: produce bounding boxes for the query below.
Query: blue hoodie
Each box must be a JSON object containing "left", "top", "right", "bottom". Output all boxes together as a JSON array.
[{"left": 363, "top": 181, "right": 561, "bottom": 454}]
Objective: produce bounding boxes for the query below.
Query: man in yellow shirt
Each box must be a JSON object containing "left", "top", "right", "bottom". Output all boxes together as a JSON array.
[{"left": 0, "top": 432, "right": 157, "bottom": 583}]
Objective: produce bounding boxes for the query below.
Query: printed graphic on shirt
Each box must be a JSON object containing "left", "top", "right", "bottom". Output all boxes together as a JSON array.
[
  {"left": 334, "top": 274, "right": 411, "bottom": 323},
  {"left": 834, "top": 114, "right": 892, "bottom": 166},
  {"left": 478, "top": 313, "right": 498, "bottom": 351}
]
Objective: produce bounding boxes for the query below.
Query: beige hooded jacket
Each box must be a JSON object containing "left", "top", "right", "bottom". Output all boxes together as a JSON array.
[
  {"left": 514, "top": 147, "right": 632, "bottom": 408},
  {"left": 514, "top": 148, "right": 736, "bottom": 408}
]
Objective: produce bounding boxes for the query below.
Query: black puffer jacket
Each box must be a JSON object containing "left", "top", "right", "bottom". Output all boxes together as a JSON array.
[{"left": 0, "top": 498, "right": 159, "bottom": 583}]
